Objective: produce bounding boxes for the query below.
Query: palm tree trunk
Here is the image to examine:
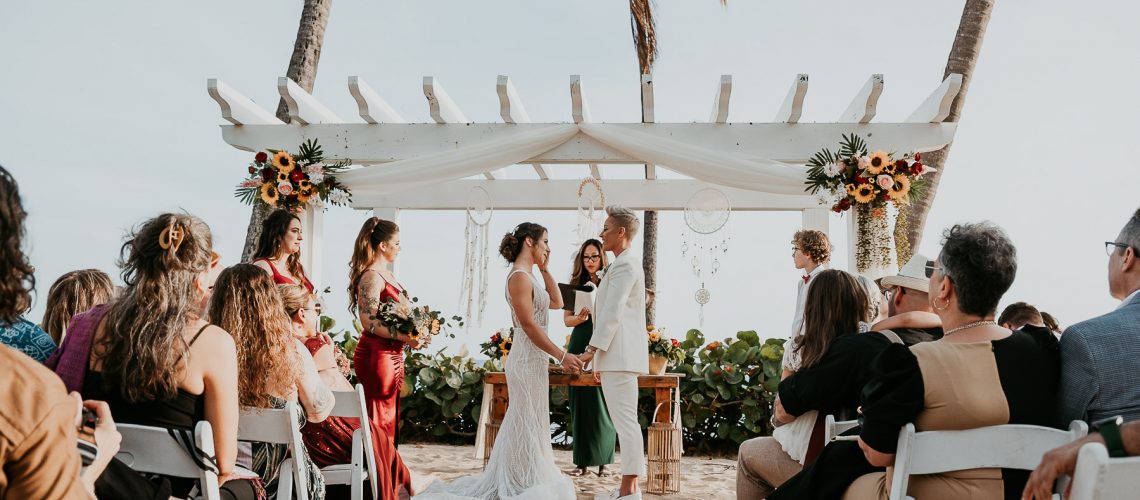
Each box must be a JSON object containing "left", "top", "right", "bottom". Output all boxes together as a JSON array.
[
  {"left": 240, "top": 0, "right": 334, "bottom": 261},
  {"left": 899, "top": 0, "right": 993, "bottom": 258},
  {"left": 629, "top": 0, "right": 659, "bottom": 323},
  {"left": 643, "top": 210, "right": 658, "bottom": 325}
]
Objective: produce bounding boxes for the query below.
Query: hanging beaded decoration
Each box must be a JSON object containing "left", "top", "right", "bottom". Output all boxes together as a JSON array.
[
  {"left": 460, "top": 186, "right": 493, "bottom": 327},
  {"left": 575, "top": 176, "right": 606, "bottom": 245},
  {"left": 682, "top": 188, "right": 731, "bottom": 325}
]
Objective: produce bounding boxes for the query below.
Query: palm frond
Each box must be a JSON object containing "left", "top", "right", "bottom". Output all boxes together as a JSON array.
[{"left": 629, "top": 0, "right": 657, "bottom": 75}]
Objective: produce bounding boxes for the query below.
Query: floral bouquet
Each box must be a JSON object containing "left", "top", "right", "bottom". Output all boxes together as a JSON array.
[
  {"left": 234, "top": 139, "right": 352, "bottom": 212},
  {"left": 479, "top": 328, "right": 512, "bottom": 360},
  {"left": 374, "top": 294, "right": 463, "bottom": 349},
  {"left": 647, "top": 325, "right": 685, "bottom": 366},
  {"left": 803, "top": 133, "right": 932, "bottom": 215}
]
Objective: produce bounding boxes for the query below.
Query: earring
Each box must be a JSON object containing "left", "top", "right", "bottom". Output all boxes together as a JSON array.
[{"left": 933, "top": 297, "right": 950, "bottom": 311}]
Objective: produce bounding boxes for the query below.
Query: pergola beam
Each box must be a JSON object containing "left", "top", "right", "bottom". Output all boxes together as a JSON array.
[
  {"left": 570, "top": 75, "right": 591, "bottom": 124},
  {"left": 709, "top": 75, "right": 732, "bottom": 123},
  {"left": 641, "top": 74, "right": 656, "bottom": 180},
  {"left": 207, "top": 79, "right": 283, "bottom": 125},
  {"left": 423, "top": 76, "right": 469, "bottom": 124},
  {"left": 348, "top": 76, "right": 404, "bottom": 124},
  {"left": 351, "top": 179, "right": 821, "bottom": 211},
  {"left": 530, "top": 163, "right": 549, "bottom": 180},
  {"left": 775, "top": 74, "right": 809, "bottom": 124},
  {"left": 839, "top": 74, "right": 883, "bottom": 124},
  {"left": 278, "top": 77, "right": 341, "bottom": 125},
  {"left": 220, "top": 122, "right": 958, "bottom": 161},
  {"left": 496, "top": 75, "right": 530, "bottom": 124},
  {"left": 906, "top": 73, "right": 963, "bottom": 123}
]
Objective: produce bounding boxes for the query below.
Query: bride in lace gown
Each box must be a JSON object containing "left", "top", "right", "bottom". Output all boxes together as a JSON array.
[{"left": 416, "top": 223, "right": 584, "bottom": 500}]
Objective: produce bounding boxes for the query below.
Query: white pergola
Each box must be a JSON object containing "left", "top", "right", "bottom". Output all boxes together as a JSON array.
[{"left": 209, "top": 73, "right": 962, "bottom": 284}]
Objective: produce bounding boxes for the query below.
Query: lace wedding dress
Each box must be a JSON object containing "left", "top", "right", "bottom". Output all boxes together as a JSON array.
[{"left": 415, "top": 269, "right": 575, "bottom": 500}]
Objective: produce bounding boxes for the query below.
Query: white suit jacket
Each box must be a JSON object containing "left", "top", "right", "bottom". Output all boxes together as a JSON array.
[{"left": 589, "top": 250, "right": 648, "bottom": 374}]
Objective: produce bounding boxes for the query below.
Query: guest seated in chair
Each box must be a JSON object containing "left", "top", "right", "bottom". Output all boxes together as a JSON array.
[
  {"left": 1024, "top": 415, "right": 1140, "bottom": 499},
  {"left": 771, "top": 222, "right": 1061, "bottom": 500}
]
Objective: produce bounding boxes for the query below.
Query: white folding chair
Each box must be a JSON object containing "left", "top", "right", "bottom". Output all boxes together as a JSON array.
[
  {"left": 1067, "top": 441, "right": 1140, "bottom": 500},
  {"left": 115, "top": 420, "right": 222, "bottom": 500},
  {"left": 319, "top": 385, "right": 379, "bottom": 500},
  {"left": 239, "top": 402, "right": 309, "bottom": 500},
  {"left": 888, "top": 420, "right": 1088, "bottom": 500},
  {"left": 825, "top": 415, "right": 860, "bottom": 442}
]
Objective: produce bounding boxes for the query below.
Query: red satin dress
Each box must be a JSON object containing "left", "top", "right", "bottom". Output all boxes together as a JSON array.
[
  {"left": 299, "top": 337, "right": 411, "bottom": 498},
  {"left": 256, "top": 258, "right": 314, "bottom": 293}
]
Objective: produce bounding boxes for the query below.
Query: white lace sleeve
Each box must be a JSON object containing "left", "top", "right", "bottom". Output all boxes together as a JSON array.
[{"left": 782, "top": 337, "right": 802, "bottom": 372}]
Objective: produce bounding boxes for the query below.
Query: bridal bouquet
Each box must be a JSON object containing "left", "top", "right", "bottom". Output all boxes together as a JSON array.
[
  {"left": 479, "top": 328, "right": 512, "bottom": 359},
  {"left": 374, "top": 295, "right": 463, "bottom": 349}
]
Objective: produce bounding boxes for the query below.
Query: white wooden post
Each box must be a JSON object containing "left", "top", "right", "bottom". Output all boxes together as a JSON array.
[
  {"left": 372, "top": 207, "right": 401, "bottom": 273},
  {"left": 846, "top": 210, "right": 857, "bottom": 274},
  {"left": 300, "top": 208, "right": 324, "bottom": 292}
]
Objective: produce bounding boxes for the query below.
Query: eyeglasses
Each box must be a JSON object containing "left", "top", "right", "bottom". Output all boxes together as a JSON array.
[
  {"left": 882, "top": 287, "right": 898, "bottom": 300},
  {"left": 582, "top": 255, "right": 601, "bottom": 262},
  {"left": 924, "top": 259, "right": 937, "bottom": 278},
  {"left": 1106, "top": 241, "right": 1131, "bottom": 256}
]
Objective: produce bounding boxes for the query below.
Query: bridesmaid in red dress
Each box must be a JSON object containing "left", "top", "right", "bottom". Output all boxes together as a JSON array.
[
  {"left": 278, "top": 284, "right": 413, "bottom": 498},
  {"left": 252, "top": 210, "right": 315, "bottom": 293},
  {"left": 348, "top": 220, "right": 427, "bottom": 474}
]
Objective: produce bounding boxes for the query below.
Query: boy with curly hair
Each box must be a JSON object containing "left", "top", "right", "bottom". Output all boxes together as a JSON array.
[{"left": 790, "top": 230, "right": 832, "bottom": 337}]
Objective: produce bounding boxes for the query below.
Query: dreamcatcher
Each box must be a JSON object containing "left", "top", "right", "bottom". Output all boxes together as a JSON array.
[
  {"left": 459, "top": 186, "right": 493, "bottom": 326},
  {"left": 682, "top": 188, "right": 731, "bottom": 325},
  {"left": 575, "top": 176, "right": 606, "bottom": 244}
]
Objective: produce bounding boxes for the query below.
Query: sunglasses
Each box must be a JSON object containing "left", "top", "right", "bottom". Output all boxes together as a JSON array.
[{"left": 924, "top": 260, "right": 938, "bottom": 278}]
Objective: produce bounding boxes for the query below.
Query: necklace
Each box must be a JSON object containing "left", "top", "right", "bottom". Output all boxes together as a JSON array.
[{"left": 943, "top": 319, "right": 998, "bottom": 337}]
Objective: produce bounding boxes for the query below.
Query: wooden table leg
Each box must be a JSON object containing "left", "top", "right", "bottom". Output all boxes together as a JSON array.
[
  {"left": 654, "top": 387, "right": 671, "bottom": 424},
  {"left": 483, "top": 382, "right": 509, "bottom": 468}
]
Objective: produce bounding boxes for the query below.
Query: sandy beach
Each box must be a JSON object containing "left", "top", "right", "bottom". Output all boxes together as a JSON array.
[{"left": 402, "top": 443, "right": 737, "bottom": 499}]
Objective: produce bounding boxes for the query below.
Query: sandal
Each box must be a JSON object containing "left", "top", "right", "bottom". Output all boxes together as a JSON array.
[{"left": 567, "top": 468, "right": 588, "bottom": 477}]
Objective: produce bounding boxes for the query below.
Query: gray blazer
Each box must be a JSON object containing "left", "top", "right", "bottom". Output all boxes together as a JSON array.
[{"left": 1058, "top": 292, "right": 1140, "bottom": 424}]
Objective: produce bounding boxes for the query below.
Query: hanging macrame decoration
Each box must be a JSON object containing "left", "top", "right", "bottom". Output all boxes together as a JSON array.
[
  {"left": 460, "top": 186, "right": 493, "bottom": 326},
  {"left": 575, "top": 176, "right": 606, "bottom": 245},
  {"left": 682, "top": 188, "right": 731, "bottom": 326}
]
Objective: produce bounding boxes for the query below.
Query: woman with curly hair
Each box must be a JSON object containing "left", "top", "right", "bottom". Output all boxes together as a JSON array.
[
  {"left": 0, "top": 166, "right": 56, "bottom": 362},
  {"left": 208, "top": 264, "right": 333, "bottom": 500},
  {"left": 40, "top": 269, "right": 114, "bottom": 345},
  {"left": 77, "top": 213, "right": 259, "bottom": 499}
]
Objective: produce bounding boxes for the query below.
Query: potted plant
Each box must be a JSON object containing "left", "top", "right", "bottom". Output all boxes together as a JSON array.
[{"left": 647, "top": 325, "right": 683, "bottom": 375}]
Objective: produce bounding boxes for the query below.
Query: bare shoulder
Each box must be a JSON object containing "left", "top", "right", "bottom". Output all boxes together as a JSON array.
[
  {"left": 507, "top": 271, "right": 533, "bottom": 293},
  {"left": 252, "top": 259, "right": 273, "bottom": 272},
  {"left": 191, "top": 324, "right": 237, "bottom": 356}
]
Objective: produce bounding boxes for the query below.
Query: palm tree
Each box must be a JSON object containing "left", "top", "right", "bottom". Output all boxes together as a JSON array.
[
  {"left": 630, "top": 0, "right": 659, "bottom": 323},
  {"left": 898, "top": 0, "right": 994, "bottom": 260},
  {"left": 240, "top": 0, "right": 334, "bottom": 261}
]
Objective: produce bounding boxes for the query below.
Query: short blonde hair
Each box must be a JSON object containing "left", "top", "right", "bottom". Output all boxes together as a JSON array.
[
  {"left": 606, "top": 206, "right": 640, "bottom": 240},
  {"left": 792, "top": 230, "right": 832, "bottom": 264}
]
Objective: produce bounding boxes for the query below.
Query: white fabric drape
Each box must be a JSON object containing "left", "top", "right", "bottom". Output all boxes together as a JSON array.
[
  {"left": 338, "top": 124, "right": 578, "bottom": 193},
  {"left": 339, "top": 123, "right": 811, "bottom": 196}
]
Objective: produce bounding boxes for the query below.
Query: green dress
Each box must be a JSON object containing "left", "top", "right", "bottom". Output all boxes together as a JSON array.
[{"left": 567, "top": 316, "right": 617, "bottom": 467}]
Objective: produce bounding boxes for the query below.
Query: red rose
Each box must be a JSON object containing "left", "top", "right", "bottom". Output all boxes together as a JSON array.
[
  {"left": 248, "top": 166, "right": 256, "bottom": 175},
  {"left": 915, "top": 152, "right": 922, "bottom": 161},
  {"left": 255, "top": 151, "right": 268, "bottom": 163},
  {"left": 895, "top": 159, "right": 907, "bottom": 169},
  {"left": 290, "top": 170, "right": 305, "bottom": 183},
  {"left": 832, "top": 204, "right": 842, "bottom": 213},
  {"left": 912, "top": 162, "right": 924, "bottom": 174},
  {"left": 260, "top": 167, "right": 275, "bottom": 182}
]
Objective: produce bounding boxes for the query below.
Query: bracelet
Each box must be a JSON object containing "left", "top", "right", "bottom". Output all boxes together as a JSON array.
[{"left": 558, "top": 352, "right": 567, "bottom": 365}]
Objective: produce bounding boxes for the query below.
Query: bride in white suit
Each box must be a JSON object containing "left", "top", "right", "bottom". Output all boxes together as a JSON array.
[{"left": 580, "top": 206, "right": 648, "bottom": 500}]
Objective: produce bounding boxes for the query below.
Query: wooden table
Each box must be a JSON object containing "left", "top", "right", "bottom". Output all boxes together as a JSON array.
[{"left": 480, "top": 372, "right": 683, "bottom": 484}]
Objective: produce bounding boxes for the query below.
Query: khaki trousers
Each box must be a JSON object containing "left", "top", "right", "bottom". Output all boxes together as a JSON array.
[{"left": 736, "top": 436, "right": 803, "bottom": 499}]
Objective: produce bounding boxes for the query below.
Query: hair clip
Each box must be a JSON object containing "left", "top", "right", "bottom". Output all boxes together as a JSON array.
[{"left": 158, "top": 220, "right": 185, "bottom": 255}]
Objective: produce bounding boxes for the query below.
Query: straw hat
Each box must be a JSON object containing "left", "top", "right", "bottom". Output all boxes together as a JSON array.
[{"left": 880, "top": 254, "right": 932, "bottom": 293}]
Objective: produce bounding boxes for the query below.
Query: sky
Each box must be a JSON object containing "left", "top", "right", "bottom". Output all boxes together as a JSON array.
[{"left": 2, "top": 1, "right": 1137, "bottom": 353}]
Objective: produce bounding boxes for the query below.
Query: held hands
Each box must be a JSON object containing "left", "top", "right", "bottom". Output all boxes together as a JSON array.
[
  {"left": 579, "top": 350, "right": 595, "bottom": 370},
  {"left": 560, "top": 352, "right": 585, "bottom": 373}
]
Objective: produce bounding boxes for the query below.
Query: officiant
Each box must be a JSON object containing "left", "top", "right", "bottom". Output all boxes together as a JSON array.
[{"left": 563, "top": 238, "right": 618, "bottom": 477}]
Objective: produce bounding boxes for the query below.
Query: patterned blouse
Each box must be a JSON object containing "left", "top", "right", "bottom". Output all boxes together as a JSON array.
[{"left": 0, "top": 318, "right": 57, "bottom": 363}]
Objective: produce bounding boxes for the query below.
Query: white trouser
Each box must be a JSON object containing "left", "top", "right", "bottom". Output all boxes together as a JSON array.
[{"left": 600, "top": 371, "right": 645, "bottom": 476}]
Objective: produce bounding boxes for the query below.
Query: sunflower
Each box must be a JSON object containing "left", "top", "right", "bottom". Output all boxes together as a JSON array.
[
  {"left": 649, "top": 332, "right": 660, "bottom": 343},
  {"left": 845, "top": 183, "right": 857, "bottom": 196},
  {"left": 866, "top": 151, "right": 891, "bottom": 175},
  {"left": 277, "top": 171, "right": 289, "bottom": 183},
  {"left": 499, "top": 338, "right": 512, "bottom": 353},
  {"left": 853, "top": 183, "right": 877, "bottom": 204},
  {"left": 296, "top": 187, "right": 313, "bottom": 204},
  {"left": 272, "top": 151, "right": 295, "bottom": 173},
  {"left": 888, "top": 175, "right": 911, "bottom": 201},
  {"left": 260, "top": 183, "right": 279, "bottom": 206}
]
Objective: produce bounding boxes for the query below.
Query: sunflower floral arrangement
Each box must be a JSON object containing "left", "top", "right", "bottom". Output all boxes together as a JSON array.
[
  {"left": 235, "top": 139, "right": 352, "bottom": 212},
  {"left": 647, "top": 325, "right": 684, "bottom": 365},
  {"left": 804, "top": 134, "right": 934, "bottom": 273},
  {"left": 373, "top": 294, "right": 463, "bottom": 350},
  {"left": 479, "top": 328, "right": 512, "bottom": 360}
]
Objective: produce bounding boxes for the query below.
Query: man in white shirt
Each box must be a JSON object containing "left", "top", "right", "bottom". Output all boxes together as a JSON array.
[{"left": 790, "top": 230, "right": 832, "bottom": 337}]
